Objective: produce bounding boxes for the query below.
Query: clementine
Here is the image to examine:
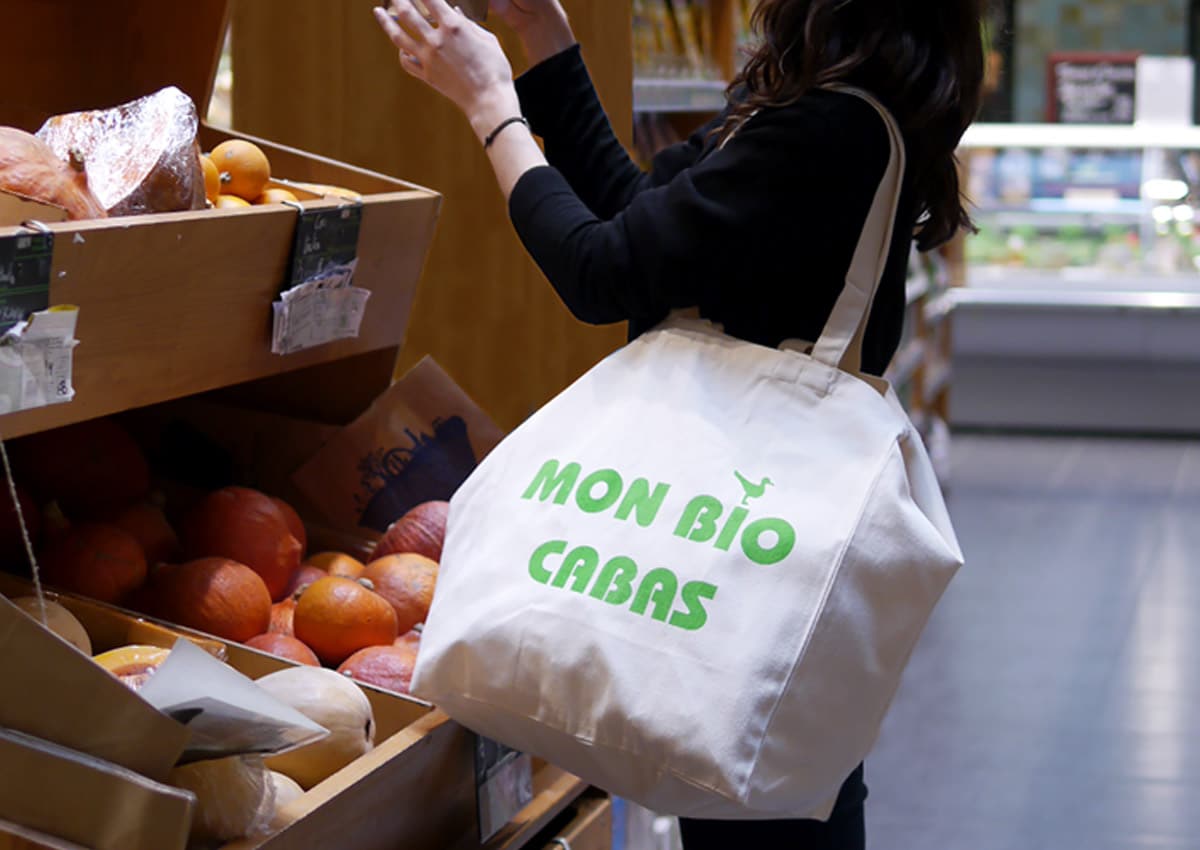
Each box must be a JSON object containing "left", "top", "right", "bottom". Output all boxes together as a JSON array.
[{"left": 210, "top": 139, "right": 271, "bottom": 201}]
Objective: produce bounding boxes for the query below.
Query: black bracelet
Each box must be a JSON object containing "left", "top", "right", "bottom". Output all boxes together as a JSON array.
[{"left": 484, "top": 116, "right": 531, "bottom": 149}]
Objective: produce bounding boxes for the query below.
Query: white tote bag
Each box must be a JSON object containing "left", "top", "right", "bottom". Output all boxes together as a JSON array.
[{"left": 411, "top": 88, "right": 963, "bottom": 821}]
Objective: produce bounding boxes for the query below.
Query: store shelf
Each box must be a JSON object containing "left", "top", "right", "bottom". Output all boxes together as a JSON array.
[
  {"left": 923, "top": 290, "right": 957, "bottom": 326},
  {"left": 906, "top": 274, "right": 930, "bottom": 306},
  {"left": 886, "top": 339, "right": 926, "bottom": 386},
  {"left": 961, "top": 122, "right": 1200, "bottom": 151},
  {"left": 953, "top": 287, "right": 1200, "bottom": 312},
  {"left": 976, "top": 205, "right": 1146, "bottom": 228},
  {"left": 923, "top": 360, "right": 953, "bottom": 405},
  {"left": 633, "top": 77, "right": 728, "bottom": 114}
]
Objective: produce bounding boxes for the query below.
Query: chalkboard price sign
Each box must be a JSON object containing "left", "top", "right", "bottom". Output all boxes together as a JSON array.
[{"left": 1048, "top": 52, "right": 1140, "bottom": 125}]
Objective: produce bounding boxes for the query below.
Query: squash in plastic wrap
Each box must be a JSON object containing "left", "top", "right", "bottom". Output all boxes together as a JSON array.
[
  {"left": 36, "top": 86, "right": 206, "bottom": 216},
  {"left": 0, "top": 127, "right": 106, "bottom": 220}
]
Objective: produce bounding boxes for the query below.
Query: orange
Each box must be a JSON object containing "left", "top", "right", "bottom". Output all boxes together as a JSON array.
[
  {"left": 200, "top": 154, "right": 220, "bottom": 204},
  {"left": 362, "top": 553, "right": 437, "bottom": 635},
  {"left": 255, "top": 187, "right": 299, "bottom": 205},
  {"left": 306, "top": 551, "right": 365, "bottom": 580},
  {"left": 293, "top": 576, "right": 398, "bottom": 666},
  {"left": 210, "top": 139, "right": 271, "bottom": 201},
  {"left": 216, "top": 194, "right": 251, "bottom": 209}
]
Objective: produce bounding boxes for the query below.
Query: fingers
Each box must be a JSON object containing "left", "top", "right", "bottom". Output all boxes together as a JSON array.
[
  {"left": 372, "top": 7, "right": 427, "bottom": 74},
  {"left": 373, "top": 6, "right": 422, "bottom": 53},
  {"left": 423, "top": 0, "right": 462, "bottom": 24}
]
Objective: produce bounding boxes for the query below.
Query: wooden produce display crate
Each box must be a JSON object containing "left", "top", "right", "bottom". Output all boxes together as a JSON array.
[
  {"left": 0, "top": 0, "right": 441, "bottom": 440},
  {"left": 0, "top": 3, "right": 589, "bottom": 849},
  {"left": 528, "top": 792, "right": 613, "bottom": 850},
  {"left": 0, "top": 573, "right": 586, "bottom": 850}
]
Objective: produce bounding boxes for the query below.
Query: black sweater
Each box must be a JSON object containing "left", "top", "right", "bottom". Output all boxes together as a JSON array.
[{"left": 508, "top": 45, "right": 915, "bottom": 377}]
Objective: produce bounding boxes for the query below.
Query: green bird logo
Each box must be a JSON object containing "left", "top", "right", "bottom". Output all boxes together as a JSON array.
[{"left": 734, "top": 470, "right": 773, "bottom": 506}]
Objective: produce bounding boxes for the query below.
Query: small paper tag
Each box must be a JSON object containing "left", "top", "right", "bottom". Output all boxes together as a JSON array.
[
  {"left": 0, "top": 305, "right": 79, "bottom": 414},
  {"left": 0, "top": 231, "right": 53, "bottom": 335},
  {"left": 273, "top": 202, "right": 368, "bottom": 355},
  {"left": 475, "top": 736, "right": 533, "bottom": 842},
  {"left": 271, "top": 261, "right": 371, "bottom": 355}
]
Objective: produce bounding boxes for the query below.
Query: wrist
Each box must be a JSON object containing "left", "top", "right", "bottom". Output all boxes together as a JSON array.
[{"left": 467, "top": 86, "right": 525, "bottom": 145}]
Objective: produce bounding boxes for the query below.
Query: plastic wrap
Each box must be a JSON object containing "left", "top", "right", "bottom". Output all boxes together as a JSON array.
[{"left": 36, "top": 86, "right": 206, "bottom": 217}]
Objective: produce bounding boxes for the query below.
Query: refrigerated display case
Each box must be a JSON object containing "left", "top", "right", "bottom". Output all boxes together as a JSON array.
[{"left": 950, "top": 124, "right": 1200, "bottom": 434}]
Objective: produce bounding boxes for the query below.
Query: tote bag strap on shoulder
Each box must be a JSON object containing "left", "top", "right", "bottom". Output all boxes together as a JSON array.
[{"left": 809, "top": 86, "right": 907, "bottom": 376}]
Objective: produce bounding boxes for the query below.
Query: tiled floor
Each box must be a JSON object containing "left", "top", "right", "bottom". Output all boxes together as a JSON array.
[{"left": 865, "top": 433, "right": 1200, "bottom": 849}]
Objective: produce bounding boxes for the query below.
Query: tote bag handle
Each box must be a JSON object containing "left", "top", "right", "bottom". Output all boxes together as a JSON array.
[{"left": 808, "top": 86, "right": 907, "bottom": 375}]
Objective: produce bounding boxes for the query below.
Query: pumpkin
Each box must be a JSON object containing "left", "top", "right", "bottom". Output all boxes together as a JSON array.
[
  {"left": 93, "top": 644, "right": 171, "bottom": 690},
  {"left": 0, "top": 127, "right": 106, "bottom": 220},
  {"left": 362, "top": 553, "right": 438, "bottom": 635},
  {"left": 149, "top": 557, "right": 271, "bottom": 643},
  {"left": 168, "top": 755, "right": 275, "bottom": 844},
  {"left": 14, "top": 417, "right": 151, "bottom": 520},
  {"left": 306, "top": 551, "right": 364, "bottom": 580},
  {"left": 37, "top": 86, "right": 206, "bottom": 216},
  {"left": 39, "top": 523, "right": 146, "bottom": 604},
  {"left": 370, "top": 500, "right": 449, "bottom": 563},
  {"left": 257, "top": 667, "right": 375, "bottom": 789},
  {"left": 337, "top": 643, "right": 418, "bottom": 695},
  {"left": 106, "top": 500, "right": 180, "bottom": 565},
  {"left": 271, "top": 497, "right": 307, "bottom": 558},
  {"left": 283, "top": 564, "right": 326, "bottom": 599},
  {"left": 293, "top": 576, "right": 397, "bottom": 666},
  {"left": 394, "top": 626, "right": 422, "bottom": 651},
  {"left": 181, "top": 487, "right": 302, "bottom": 601},
  {"left": 10, "top": 596, "right": 91, "bottom": 654},
  {"left": 246, "top": 633, "right": 320, "bottom": 667},
  {"left": 269, "top": 597, "right": 297, "bottom": 636}
]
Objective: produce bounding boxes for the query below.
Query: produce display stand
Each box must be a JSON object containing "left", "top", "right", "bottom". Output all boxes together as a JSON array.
[
  {"left": 0, "top": 2, "right": 601, "bottom": 849},
  {"left": 230, "top": 0, "right": 635, "bottom": 434}
]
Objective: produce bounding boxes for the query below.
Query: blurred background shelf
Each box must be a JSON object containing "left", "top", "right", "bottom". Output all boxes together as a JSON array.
[{"left": 633, "top": 77, "right": 728, "bottom": 114}]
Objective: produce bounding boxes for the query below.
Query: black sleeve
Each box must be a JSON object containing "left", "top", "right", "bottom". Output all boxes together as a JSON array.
[
  {"left": 515, "top": 44, "right": 723, "bottom": 219},
  {"left": 507, "top": 100, "right": 888, "bottom": 326}
]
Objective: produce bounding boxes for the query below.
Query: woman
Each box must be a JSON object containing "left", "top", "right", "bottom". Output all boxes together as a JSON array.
[{"left": 374, "top": 0, "right": 983, "bottom": 845}]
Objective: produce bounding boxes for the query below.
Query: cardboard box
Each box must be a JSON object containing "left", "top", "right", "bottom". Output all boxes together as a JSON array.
[{"left": 0, "top": 0, "right": 441, "bottom": 440}]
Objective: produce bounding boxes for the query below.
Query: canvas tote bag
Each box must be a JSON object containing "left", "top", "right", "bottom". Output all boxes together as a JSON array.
[{"left": 411, "top": 88, "right": 964, "bottom": 821}]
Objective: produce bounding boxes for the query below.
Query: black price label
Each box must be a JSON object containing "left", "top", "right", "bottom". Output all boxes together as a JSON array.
[
  {"left": 0, "top": 231, "right": 53, "bottom": 335},
  {"left": 286, "top": 204, "right": 363, "bottom": 290}
]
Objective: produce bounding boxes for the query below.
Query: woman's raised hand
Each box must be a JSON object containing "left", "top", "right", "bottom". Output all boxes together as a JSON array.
[
  {"left": 374, "top": 0, "right": 523, "bottom": 144},
  {"left": 489, "top": 0, "right": 575, "bottom": 66}
]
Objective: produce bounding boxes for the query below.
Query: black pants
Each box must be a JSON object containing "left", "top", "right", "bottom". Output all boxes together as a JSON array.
[{"left": 677, "top": 764, "right": 867, "bottom": 849}]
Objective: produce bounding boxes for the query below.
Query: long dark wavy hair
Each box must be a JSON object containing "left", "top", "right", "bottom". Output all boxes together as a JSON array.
[{"left": 721, "top": 0, "right": 985, "bottom": 250}]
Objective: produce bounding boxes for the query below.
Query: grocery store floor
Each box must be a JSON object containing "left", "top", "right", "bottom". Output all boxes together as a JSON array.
[{"left": 866, "top": 432, "right": 1200, "bottom": 850}]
